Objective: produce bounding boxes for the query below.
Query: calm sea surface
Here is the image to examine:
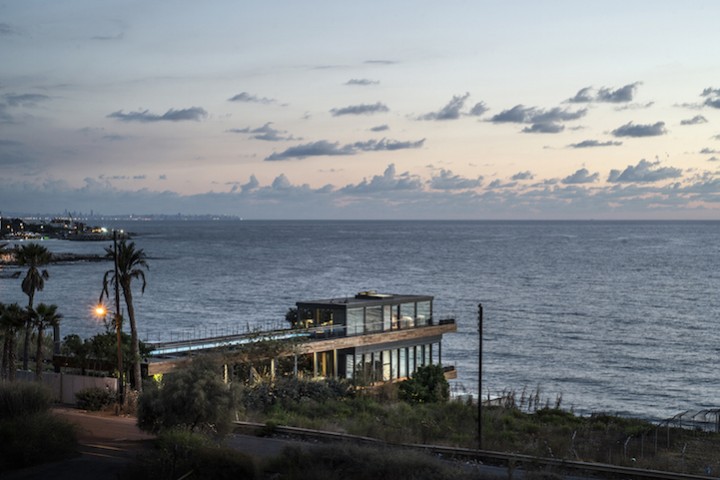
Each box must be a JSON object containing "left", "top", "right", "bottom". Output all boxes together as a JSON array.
[{"left": 2, "top": 220, "right": 718, "bottom": 421}]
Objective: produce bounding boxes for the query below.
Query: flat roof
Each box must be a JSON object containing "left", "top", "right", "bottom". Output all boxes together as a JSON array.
[{"left": 297, "top": 292, "right": 433, "bottom": 308}]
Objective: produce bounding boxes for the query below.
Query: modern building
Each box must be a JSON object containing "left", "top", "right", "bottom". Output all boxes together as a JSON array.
[{"left": 292, "top": 291, "right": 457, "bottom": 383}]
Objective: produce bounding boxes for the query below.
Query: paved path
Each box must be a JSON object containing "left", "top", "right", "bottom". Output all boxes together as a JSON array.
[{"left": 4, "top": 407, "right": 154, "bottom": 480}]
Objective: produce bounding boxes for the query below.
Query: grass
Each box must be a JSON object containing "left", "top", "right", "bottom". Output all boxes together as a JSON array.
[
  {"left": 237, "top": 379, "right": 720, "bottom": 477},
  {"left": 0, "top": 382, "right": 78, "bottom": 472}
]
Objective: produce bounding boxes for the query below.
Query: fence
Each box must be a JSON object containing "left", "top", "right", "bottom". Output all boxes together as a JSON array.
[{"left": 15, "top": 370, "right": 117, "bottom": 405}]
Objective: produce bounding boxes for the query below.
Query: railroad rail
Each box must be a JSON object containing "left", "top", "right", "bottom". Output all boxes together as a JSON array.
[{"left": 233, "top": 421, "right": 718, "bottom": 480}]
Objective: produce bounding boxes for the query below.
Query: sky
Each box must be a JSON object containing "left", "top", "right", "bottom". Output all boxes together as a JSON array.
[{"left": 2, "top": 1, "right": 720, "bottom": 219}]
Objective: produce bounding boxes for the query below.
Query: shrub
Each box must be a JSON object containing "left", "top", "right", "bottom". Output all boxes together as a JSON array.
[
  {"left": 75, "top": 386, "right": 116, "bottom": 411},
  {"left": 137, "top": 357, "right": 238, "bottom": 435},
  {"left": 120, "top": 429, "right": 256, "bottom": 480},
  {"left": 0, "top": 382, "right": 53, "bottom": 419},
  {"left": 398, "top": 364, "right": 450, "bottom": 404},
  {"left": 0, "top": 412, "right": 78, "bottom": 471}
]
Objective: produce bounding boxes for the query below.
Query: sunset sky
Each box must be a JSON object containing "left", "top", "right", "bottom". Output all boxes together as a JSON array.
[{"left": 2, "top": 1, "right": 720, "bottom": 219}]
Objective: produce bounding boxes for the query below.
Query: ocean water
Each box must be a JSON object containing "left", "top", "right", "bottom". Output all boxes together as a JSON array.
[{"left": 1, "top": 220, "right": 718, "bottom": 421}]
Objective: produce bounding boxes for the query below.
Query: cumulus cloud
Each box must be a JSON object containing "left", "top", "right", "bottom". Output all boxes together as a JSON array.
[
  {"left": 562, "top": 168, "right": 599, "bottom": 184},
  {"left": 681, "top": 115, "right": 708, "bottom": 125},
  {"left": 370, "top": 124, "right": 389, "bottom": 132},
  {"left": 265, "top": 137, "right": 425, "bottom": 161},
  {"left": 418, "top": 93, "right": 470, "bottom": 120},
  {"left": 469, "top": 102, "right": 489, "bottom": 117},
  {"left": 227, "top": 92, "right": 276, "bottom": 104},
  {"left": 700, "top": 148, "right": 720, "bottom": 154},
  {"left": 522, "top": 122, "right": 564, "bottom": 134},
  {"left": 701, "top": 87, "right": 720, "bottom": 108},
  {"left": 429, "top": 169, "right": 483, "bottom": 190},
  {"left": 608, "top": 159, "right": 682, "bottom": 183},
  {"left": 567, "top": 82, "right": 640, "bottom": 103},
  {"left": 340, "top": 164, "right": 422, "bottom": 193},
  {"left": 226, "top": 122, "right": 298, "bottom": 141},
  {"left": 490, "top": 105, "right": 537, "bottom": 123},
  {"left": 511, "top": 171, "right": 534, "bottom": 181},
  {"left": 330, "top": 102, "right": 389, "bottom": 116},
  {"left": 568, "top": 139, "right": 622, "bottom": 148},
  {"left": 107, "top": 107, "right": 207, "bottom": 122},
  {"left": 611, "top": 121, "right": 666, "bottom": 137},
  {"left": 345, "top": 79, "right": 379, "bottom": 86},
  {"left": 491, "top": 105, "right": 585, "bottom": 133}
]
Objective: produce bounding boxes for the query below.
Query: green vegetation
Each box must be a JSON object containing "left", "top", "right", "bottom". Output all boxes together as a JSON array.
[
  {"left": 120, "top": 429, "right": 256, "bottom": 480},
  {"left": 101, "top": 239, "right": 148, "bottom": 392},
  {"left": 138, "top": 357, "right": 238, "bottom": 435},
  {"left": 398, "top": 364, "right": 450, "bottom": 404},
  {"left": 0, "top": 382, "right": 77, "bottom": 472},
  {"left": 15, "top": 242, "right": 52, "bottom": 371},
  {"left": 0, "top": 302, "right": 25, "bottom": 380},
  {"left": 75, "top": 386, "right": 116, "bottom": 411},
  {"left": 32, "top": 302, "right": 62, "bottom": 380}
]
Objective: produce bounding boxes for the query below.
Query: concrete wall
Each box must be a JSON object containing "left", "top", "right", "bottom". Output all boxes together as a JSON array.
[{"left": 15, "top": 371, "right": 118, "bottom": 405}]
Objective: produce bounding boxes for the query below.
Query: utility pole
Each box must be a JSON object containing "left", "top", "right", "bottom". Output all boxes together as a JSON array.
[{"left": 478, "top": 303, "right": 483, "bottom": 451}]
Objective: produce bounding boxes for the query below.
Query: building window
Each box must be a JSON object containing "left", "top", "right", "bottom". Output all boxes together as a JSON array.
[
  {"left": 399, "top": 348, "right": 407, "bottom": 378},
  {"left": 390, "top": 349, "right": 398, "bottom": 379},
  {"left": 417, "top": 301, "right": 431, "bottom": 326},
  {"left": 400, "top": 303, "right": 415, "bottom": 328},
  {"left": 382, "top": 350, "right": 391, "bottom": 381},
  {"left": 365, "top": 306, "right": 382, "bottom": 333},
  {"left": 383, "top": 305, "right": 393, "bottom": 331},
  {"left": 347, "top": 308, "right": 363, "bottom": 336}
]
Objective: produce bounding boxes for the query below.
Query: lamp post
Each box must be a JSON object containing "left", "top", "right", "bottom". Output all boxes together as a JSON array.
[{"left": 478, "top": 303, "right": 483, "bottom": 451}]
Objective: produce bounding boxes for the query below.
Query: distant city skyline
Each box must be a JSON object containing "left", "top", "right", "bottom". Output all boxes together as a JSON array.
[{"left": 2, "top": 1, "right": 720, "bottom": 219}]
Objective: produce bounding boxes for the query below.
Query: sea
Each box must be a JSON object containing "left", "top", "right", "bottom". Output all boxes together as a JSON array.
[{"left": 1, "top": 220, "right": 718, "bottom": 422}]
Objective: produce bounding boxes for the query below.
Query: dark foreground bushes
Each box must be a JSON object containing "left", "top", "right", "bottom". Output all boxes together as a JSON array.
[{"left": 0, "top": 382, "right": 77, "bottom": 472}]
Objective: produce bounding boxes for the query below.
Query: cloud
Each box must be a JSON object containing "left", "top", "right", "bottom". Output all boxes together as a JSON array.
[
  {"left": 567, "top": 82, "right": 640, "bottom": 103},
  {"left": 364, "top": 60, "right": 397, "bottom": 65},
  {"left": 107, "top": 107, "right": 207, "bottom": 122},
  {"left": 708, "top": 156, "right": 720, "bottom": 162},
  {"left": 522, "top": 122, "right": 564, "bottom": 134},
  {"left": 562, "top": 168, "right": 599, "bottom": 184},
  {"left": 419, "top": 93, "right": 470, "bottom": 120},
  {"left": 2, "top": 93, "right": 51, "bottom": 107},
  {"left": 345, "top": 79, "right": 379, "bottom": 86},
  {"left": 608, "top": 159, "right": 682, "bottom": 183},
  {"left": 227, "top": 92, "right": 276, "bottom": 104},
  {"left": 226, "top": 122, "right": 298, "bottom": 141},
  {"left": 490, "top": 105, "right": 585, "bottom": 131},
  {"left": 511, "top": 171, "right": 534, "bottom": 181},
  {"left": 469, "top": 102, "right": 488, "bottom": 117},
  {"left": 0, "top": 23, "right": 16, "bottom": 36},
  {"left": 265, "top": 137, "right": 425, "bottom": 161},
  {"left": 340, "top": 164, "right": 422, "bottom": 193},
  {"left": 700, "top": 148, "right": 720, "bottom": 154},
  {"left": 490, "top": 105, "right": 537, "bottom": 123},
  {"left": 330, "top": 102, "right": 389, "bottom": 116},
  {"left": 370, "top": 124, "right": 389, "bottom": 132},
  {"left": 428, "top": 169, "right": 483, "bottom": 190},
  {"left": 611, "top": 121, "right": 666, "bottom": 137},
  {"left": 568, "top": 139, "right": 623, "bottom": 148},
  {"left": 681, "top": 115, "right": 708, "bottom": 125}
]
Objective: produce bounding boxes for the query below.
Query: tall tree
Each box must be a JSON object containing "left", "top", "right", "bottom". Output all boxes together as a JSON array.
[
  {"left": 101, "top": 240, "right": 148, "bottom": 392},
  {"left": 0, "top": 303, "right": 26, "bottom": 380},
  {"left": 33, "top": 303, "right": 62, "bottom": 381},
  {"left": 15, "top": 243, "right": 51, "bottom": 370}
]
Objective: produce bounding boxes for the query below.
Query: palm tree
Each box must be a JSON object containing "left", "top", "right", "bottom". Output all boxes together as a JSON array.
[
  {"left": 0, "top": 303, "right": 26, "bottom": 380},
  {"left": 101, "top": 239, "right": 148, "bottom": 392},
  {"left": 15, "top": 243, "right": 51, "bottom": 370},
  {"left": 33, "top": 303, "right": 62, "bottom": 381}
]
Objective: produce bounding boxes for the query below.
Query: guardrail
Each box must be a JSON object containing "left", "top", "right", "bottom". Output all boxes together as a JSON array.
[{"left": 232, "top": 421, "right": 718, "bottom": 480}]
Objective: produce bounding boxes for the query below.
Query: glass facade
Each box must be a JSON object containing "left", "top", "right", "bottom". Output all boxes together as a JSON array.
[
  {"left": 346, "top": 308, "right": 364, "bottom": 336},
  {"left": 365, "top": 306, "right": 383, "bottom": 333},
  {"left": 344, "top": 342, "right": 440, "bottom": 382}
]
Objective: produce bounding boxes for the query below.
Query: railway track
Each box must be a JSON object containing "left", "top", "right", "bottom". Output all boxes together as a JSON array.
[{"left": 233, "top": 421, "right": 718, "bottom": 479}]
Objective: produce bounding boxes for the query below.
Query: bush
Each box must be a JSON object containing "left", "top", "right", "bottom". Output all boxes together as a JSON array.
[
  {"left": 0, "top": 382, "right": 53, "bottom": 419},
  {"left": 398, "top": 364, "right": 449, "bottom": 404},
  {"left": 120, "top": 429, "right": 256, "bottom": 480},
  {"left": 75, "top": 386, "right": 116, "bottom": 411},
  {"left": 0, "top": 412, "right": 78, "bottom": 471},
  {"left": 137, "top": 357, "right": 238, "bottom": 435}
]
